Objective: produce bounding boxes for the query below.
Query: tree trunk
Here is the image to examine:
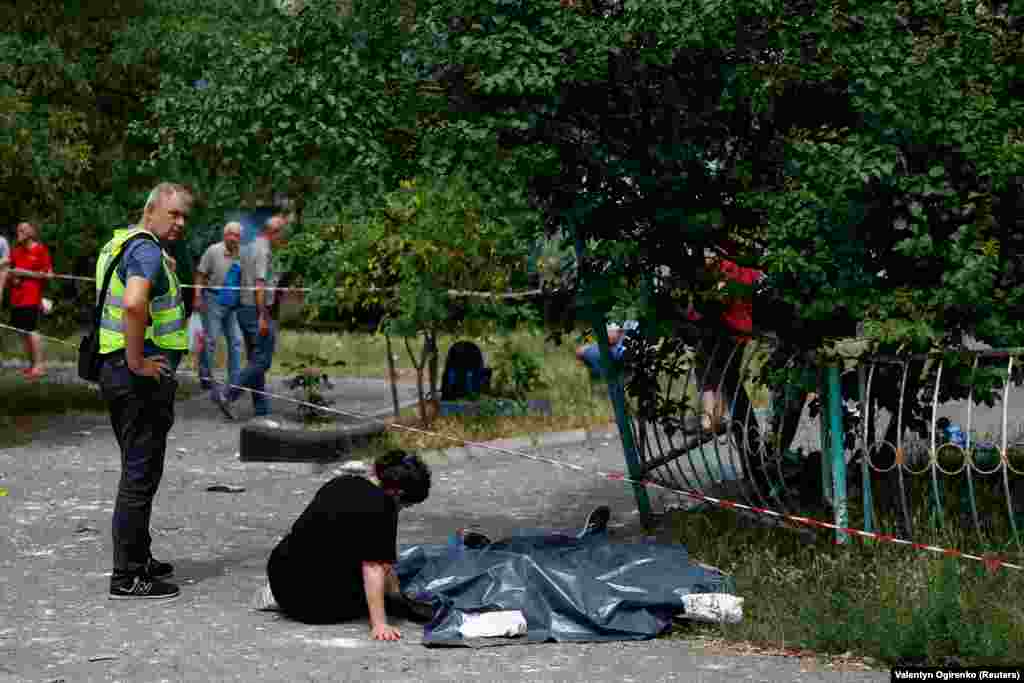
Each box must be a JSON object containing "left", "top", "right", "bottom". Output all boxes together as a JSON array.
[
  {"left": 385, "top": 333, "right": 400, "bottom": 418},
  {"left": 405, "top": 335, "right": 430, "bottom": 426},
  {"left": 426, "top": 330, "right": 439, "bottom": 402}
]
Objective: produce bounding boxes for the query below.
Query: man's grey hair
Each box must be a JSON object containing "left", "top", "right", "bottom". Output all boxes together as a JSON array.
[
  {"left": 143, "top": 182, "right": 193, "bottom": 215},
  {"left": 223, "top": 221, "right": 243, "bottom": 236}
]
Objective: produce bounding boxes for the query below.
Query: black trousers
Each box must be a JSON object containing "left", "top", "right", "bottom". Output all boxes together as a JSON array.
[{"left": 99, "top": 354, "right": 177, "bottom": 577}]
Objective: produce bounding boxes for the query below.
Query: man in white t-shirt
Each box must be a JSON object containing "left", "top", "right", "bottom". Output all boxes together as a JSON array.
[{"left": 195, "top": 222, "right": 243, "bottom": 400}]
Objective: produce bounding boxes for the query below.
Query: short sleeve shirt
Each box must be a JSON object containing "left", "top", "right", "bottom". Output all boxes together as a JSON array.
[
  {"left": 239, "top": 236, "right": 275, "bottom": 307},
  {"left": 10, "top": 242, "right": 53, "bottom": 307},
  {"left": 114, "top": 234, "right": 182, "bottom": 369},
  {"left": 716, "top": 259, "right": 762, "bottom": 335},
  {"left": 197, "top": 242, "right": 239, "bottom": 289},
  {"left": 271, "top": 476, "right": 398, "bottom": 580}
]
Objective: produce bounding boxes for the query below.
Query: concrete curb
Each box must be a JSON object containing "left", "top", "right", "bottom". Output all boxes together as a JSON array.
[
  {"left": 417, "top": 424, "right": 620, "bottom": 468},
  {"left": 240, "top": 423, "right": 619, "bottom": 477}
]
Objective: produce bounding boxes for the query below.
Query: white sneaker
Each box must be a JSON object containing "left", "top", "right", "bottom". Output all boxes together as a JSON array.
[{"left": 250, "top": 582, "right": 279, "bottom": 611}]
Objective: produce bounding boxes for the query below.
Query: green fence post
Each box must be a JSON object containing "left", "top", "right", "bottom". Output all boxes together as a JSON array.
[
  {"left": 828, "top": 364, "right": 849, "bottom": 544},
  {"left": 818, "top": 368, "right": 833, "bottom": 506},
  {"left": 573, "top": 237, "right": 651, "bottom": 524},
  {"left": 858, "top": 364, "right": 873, "bottom": 534},
  {"left": 591, "top": 318, "right": 651, "bottom": 524}
]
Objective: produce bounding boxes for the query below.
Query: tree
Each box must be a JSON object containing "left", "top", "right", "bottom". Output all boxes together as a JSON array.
[
  {"left": 400, "top": 0, "right": 1024, "bottom": 441},
  {"left": 277, "top": 172, "right": 538, "bottom": 423},
  {"left": 131, "top": 0, "right": 426, "bottom": 216},
  {"left": 131, "top": 0, "right": 1024, "bottom": 441}
]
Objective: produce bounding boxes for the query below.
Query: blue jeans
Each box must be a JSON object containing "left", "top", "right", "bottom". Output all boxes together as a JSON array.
[
  {"left": 199, "top": 295, "right": 242, "bottom": 392},
  {"left": 229, "top": 305, "right": 276, "bottom": 416},
  {"left": 579, "top": 342, "right": 625, "bottom": 378}
]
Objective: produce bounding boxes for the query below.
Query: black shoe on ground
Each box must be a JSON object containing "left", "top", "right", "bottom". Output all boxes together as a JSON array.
[
  {"left": 386, "top": 593, "right": 434, "bottom": 623},
  {"left": 145, "top": 557, "right": 174, "bottom": 579},
  {"left": 210, "top": 388, "right": 235, "bottom": 421},
  {"left": 109, "top": 575, "right": 180, "bottom": 601},
  {"left": 461, "top": 528, "right": 492, "bottom": 549},
  {"left": 578, "top": 505, "right": 611, "bottom": 538}
]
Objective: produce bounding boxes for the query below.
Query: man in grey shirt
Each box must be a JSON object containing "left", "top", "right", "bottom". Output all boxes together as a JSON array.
[
  {"left": 195, "top": 221, "right": 243, "bottom": 399},
  {"left": 213, "top": 213, "right": 288, "bottom": 419}
]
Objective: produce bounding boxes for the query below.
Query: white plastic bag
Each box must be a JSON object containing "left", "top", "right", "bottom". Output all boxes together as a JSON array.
[
  {"left": 681, "top": 593, "right": 744, "bottom": 624},
  {"left": 459, "top": 610, "right": 528, "bottom": 639},
  {"left": 187, "top": 312, "right": 205, "bottom": 354}
]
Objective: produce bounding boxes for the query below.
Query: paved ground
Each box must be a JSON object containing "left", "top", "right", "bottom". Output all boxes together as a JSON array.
[{"left": 0, "top": 375, "right": 888, "bottom": 683}]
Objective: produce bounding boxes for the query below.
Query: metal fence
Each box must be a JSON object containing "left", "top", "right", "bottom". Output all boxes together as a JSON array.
[{"left": 599, "top": 327, "right": 1024, "bottom": 549}]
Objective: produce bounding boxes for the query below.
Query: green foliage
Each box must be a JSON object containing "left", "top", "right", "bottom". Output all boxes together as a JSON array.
[
  {"left": 491, "top": 344, "right": 545, "bottom": 399},
  {"left": 4, "top": 0, "right": 1022, "bottom": 421},
  {"left": 0, "top": 1, "right": 151, "bottom": 227},
  {"left": 282, "top": 172, "right": 536, "bottom": 335},
  {"left": 130, "top": 0, "right": 421, "bottom": 210},
  {"left": 281, "top": 351, "right": 347, "bottom": 422}
]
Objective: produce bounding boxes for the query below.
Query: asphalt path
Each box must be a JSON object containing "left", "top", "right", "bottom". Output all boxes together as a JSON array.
[{"left": 0, "top": 375, "right": 887, "bottom": 682}]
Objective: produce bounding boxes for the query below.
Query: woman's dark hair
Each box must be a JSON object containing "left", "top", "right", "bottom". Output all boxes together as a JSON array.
[{"left": 374, "top": 450, "right": 431, "bottom": 505}]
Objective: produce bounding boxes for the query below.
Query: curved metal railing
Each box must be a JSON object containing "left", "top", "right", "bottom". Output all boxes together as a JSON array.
[{"left": 620, "top": 332, "right": 1024, "bottom": 547}]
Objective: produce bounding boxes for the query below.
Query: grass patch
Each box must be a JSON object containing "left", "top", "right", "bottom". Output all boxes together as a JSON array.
[
  {"left": 668, "top": 505, "right": 1024, "bottom": 667},
  {"left": 376, "top": 413, "right": 616, "bottom": 452},
  {"left": 0, "top": 377, "right": 109, "bottom": 447},
  {"left": 0, "top": 374, "right": 200, "bottom": 448},
  {"left": 272, "top": 327, "right": 620, "bottom": 449},
  {"left": 275, "top": 327, "right": 614, "bottom": 413}
]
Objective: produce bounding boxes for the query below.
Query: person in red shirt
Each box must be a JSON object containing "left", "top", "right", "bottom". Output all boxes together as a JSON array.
[
  {"left": 8, "top": 221, "right": 53, "bottom": 379},
  {"left": 686, "top": 241, "right": 763, "bottom": 438}
]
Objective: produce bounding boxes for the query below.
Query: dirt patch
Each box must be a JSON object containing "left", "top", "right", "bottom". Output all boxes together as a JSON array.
[{"left": 687, "top": 634, "right": 881, "bottom": 672}]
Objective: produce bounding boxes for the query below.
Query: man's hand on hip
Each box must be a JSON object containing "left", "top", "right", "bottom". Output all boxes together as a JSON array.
[{"left": 129, "top": 355, "right": 170, "bottom": 379}]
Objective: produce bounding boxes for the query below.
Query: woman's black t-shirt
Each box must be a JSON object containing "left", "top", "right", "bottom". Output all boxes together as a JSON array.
[{"left": 267, "top": 475, "right": 398, "bottom": 622}]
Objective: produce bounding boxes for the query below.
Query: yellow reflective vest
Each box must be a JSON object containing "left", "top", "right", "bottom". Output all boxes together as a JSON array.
[{"left": 95, "top": 227, "right": 187, "bottom": 354}]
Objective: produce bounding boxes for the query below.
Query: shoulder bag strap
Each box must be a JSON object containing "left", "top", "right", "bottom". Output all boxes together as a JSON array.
[{"left": 92, "top": 233, "right": 161, "bottom": 329}]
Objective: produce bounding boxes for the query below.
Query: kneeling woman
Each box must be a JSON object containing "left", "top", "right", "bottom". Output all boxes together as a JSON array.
[{"left": 260, "top": 450, "right": 431, "bottom": 641}]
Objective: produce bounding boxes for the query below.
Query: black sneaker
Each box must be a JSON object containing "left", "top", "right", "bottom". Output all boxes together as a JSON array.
[
  {"left": 210, "top": 388, "right": 235, "bottom": 421},
  {"left": 461, "top": 528, "right": 492, "bottom": 549},
  {"left": 578, "top": 505, "right": 611, "bottom": 538},
  {"left": 145, "top": 557, "right": 174, "bottom": 579},
  {"left": 109, "top": 575, "right": 180, "bottom": 600}
]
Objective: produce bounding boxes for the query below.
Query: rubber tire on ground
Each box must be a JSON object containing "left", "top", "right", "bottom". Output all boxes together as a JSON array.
[{"left": 239, "top": 421, "right": 386, "bottom": 463}]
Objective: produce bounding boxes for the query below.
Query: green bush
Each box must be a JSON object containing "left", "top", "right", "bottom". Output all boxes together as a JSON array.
[{"left": 491, "top": 344, "right": 545, "bottom": 399}]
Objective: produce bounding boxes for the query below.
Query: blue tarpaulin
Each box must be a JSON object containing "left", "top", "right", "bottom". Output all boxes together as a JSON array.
[{"left": 395, "top": 531, "right": 732, "bottom": 647}]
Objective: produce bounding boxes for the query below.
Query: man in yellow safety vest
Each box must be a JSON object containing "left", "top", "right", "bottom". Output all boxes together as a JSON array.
[{"left": 96, "top": 182, "right": 192, "bottom": 601}]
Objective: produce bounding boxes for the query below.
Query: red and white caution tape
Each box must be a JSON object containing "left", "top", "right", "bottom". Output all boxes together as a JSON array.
[
  {"left": 4, "top": 266, "right": 543, "bottom": 298},
  {"left": 3, "top": 320, "right": 1020, "bottom": 573}
]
